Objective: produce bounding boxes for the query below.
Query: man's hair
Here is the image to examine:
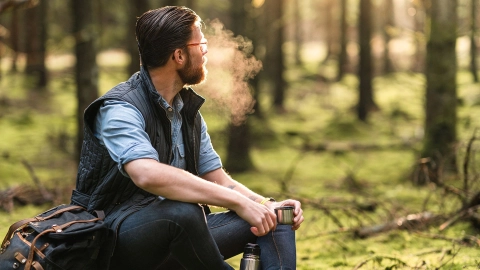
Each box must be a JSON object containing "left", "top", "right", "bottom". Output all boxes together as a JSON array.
[{"left": 136, "top": 6, "right": 200, "bottom": 68}]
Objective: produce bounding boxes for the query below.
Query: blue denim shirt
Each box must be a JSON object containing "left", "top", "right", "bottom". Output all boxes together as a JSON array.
[{"left": 93, "top": 94, "right": 222, "bottom": 177}]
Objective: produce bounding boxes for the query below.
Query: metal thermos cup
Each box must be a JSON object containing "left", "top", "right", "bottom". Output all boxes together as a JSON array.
[
  {"left": 275, "top": 206, "right": 294, "bottom": 225},
  {"left": 239, "top": 243, "right": 261, "bottom": 270}
]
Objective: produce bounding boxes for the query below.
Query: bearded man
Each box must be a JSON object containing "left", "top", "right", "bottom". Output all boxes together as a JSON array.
[{"left": 71, "top": 6, "right": 303, "bottom": 270}]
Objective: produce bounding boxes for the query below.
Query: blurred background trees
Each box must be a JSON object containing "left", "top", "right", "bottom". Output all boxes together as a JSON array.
[
  {"left": 72, "top": 0, "right": 98, "bottom": 159},
  {"left": 0, "top": 0, "right": 479, "bottom": 181},
  {"left": 2, "top": 1, "right": 480, "bottom": 267},
  {"left": 422, "top": 0, "right": 458, "bottom": 182}
]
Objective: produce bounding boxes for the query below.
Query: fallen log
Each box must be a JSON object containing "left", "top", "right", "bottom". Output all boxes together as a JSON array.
[
  {"left": 354, "top": 211, "right": 438, "bottom": 238},
  {"left": 0, "top": 184, "right": 54, "bottom": 212}
]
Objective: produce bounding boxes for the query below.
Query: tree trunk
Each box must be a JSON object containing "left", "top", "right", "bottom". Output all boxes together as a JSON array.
[
  {"left": 266, "top": 0, "right": 286, "bottom": 112},
  {"left": 293, "top": 0, "right": 302, "bottom": 66},
  {"left": 230, "top": 0, "right": 246, "bottom": 36},
  {"left": 382, "top": 0, "right": 394, "bottom": 74},
  {"left": 127, "top": 0, "right": 149, "bottom": 76},
  {"left": 412, "top": 0, "right": 426, "bottom": 72},
  {"left": 72, "top": 0, "right": 99, "bottom": 161},
  {"left": 10, "top": 7, "right": 20, "bottom": 72},
  {"left": 161, "top": 0, "right": 178, "bottom": 6},
  {"left": 470, "top": 0, "right": 478, "bottom": 82},
  {"left": 224, "top": 0, "right": 254, "bottom": 173},
  {"left": 357, "top": 0, "right": 377, "bottom": 121},
  {"left": 422, "top": 0, "right": 458, "bottom": 181},
  {"left": 323, "top": 0, "right": 335, "bottom": 63},
  {"left": 249, "top": 1, "right": 265, "bottom": 119},
  {"left": 185, "top": 0, "right": 196, "bottom": 10},
  {"left": 336, "top": 0, "right": 348, "bottom": 81},
  {"left": 24, "top": 0, "right": 47, "bottom": 89}
]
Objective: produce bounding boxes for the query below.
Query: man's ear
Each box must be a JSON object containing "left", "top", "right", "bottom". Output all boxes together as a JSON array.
[{"left": 172, "top": 49, "right": 185, "bottom": 65}]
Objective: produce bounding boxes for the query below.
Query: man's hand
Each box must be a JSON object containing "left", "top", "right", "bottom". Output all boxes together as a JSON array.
[
  {"left": 232, "top": 199, "right": 277, "bottom": 236},
  {"left": 266, "top": 199, "right": 304, "bottom": 230}
]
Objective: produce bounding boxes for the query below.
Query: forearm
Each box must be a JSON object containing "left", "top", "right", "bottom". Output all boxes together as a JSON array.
[
  {"left": 124, "top": 159, "right": 247, "bottom": 211},
  {"left": 225, "top": 179, "right": 264, "bottom": 203},
  {"left": 201, "top": 168, "right": 271, "bottom": 205}
]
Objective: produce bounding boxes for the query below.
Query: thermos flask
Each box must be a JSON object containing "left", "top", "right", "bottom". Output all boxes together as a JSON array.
[{"left": 239, "top": 243, "right": 261, "bottom": 270}]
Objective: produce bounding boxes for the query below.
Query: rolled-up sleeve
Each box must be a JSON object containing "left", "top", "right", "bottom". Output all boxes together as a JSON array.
[
  {"left": 95, "top": 100, "right": 159, "bottom": 177},
  {"left": 197, "top": 114, "right": 222, "bottom": 176}
]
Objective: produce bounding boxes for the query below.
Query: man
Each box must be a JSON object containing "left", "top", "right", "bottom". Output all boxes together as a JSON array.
[{"left": 71, "top": 6, "right": 303, "bottom": 270}]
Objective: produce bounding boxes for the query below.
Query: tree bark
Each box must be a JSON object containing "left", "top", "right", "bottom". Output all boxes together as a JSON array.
[
  {"left": 382, "top": 0, "right": 394, "bottom": 74},
  {"left": 323, "top": 0, "right": 335, "bottom": 63},
  {"left": 292, "top": 0, "right": 302, "bottom": 66},
  {"left": 336, "top": 0, "right": 348, "bottom": 81},
  {"left": 24, "top": 0, "right": 47, "bottom": 89},
  {"left": 161, "top": 0, "right": 178, "bottom": 6},
  {"left": 412, "top": 0, "right": 426, "bottom": 72},
  {"left": 357, "top": 0, "right": 377, "bottom": 121},
  {"left": 265, "top": 0, "right": 286, "bottom": 112},
  {"left": 185, "top": 0, "right": 196, "bottom": 10},
  {"left": 9, "top": 7, "right": 20, "bottom": 72},
  {"left": 224, "top": 0, "right": 254, "bottom": 173},
  {"left": 422, "top": 0, "right": 458, "bottom": 179},
  {"left": 72, "top": 0, "right": 99, "bottom": 161},
  {"left": 127, "top": 0, "right": 149, "bottom": 77},
  {"left": 470, "top": 0, "right": 479, "bottom": 82}
]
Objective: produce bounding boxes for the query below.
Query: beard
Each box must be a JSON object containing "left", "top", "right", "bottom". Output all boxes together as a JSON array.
[{"left": 178, "top": 54, "right": 208, "bottom": 86}]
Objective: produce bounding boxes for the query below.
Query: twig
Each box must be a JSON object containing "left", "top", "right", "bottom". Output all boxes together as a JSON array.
[
  {"left": 414, "top": 247, "right": 451, "bottom": 256},
  {"left": 463, "top": 128, "right": 477, "bottom": 204},
  {"left": 0, "top": 0, "right": 36, "bottom": 13},
  {"left": 439, "top": 205, "right": 480, "bottom": 231},
  {"left": 438, "top": 211, "right": 467, "bottom": 231},
  {"left": 281, "top": 151, "right": 305, "bottom": 193},
  {"left": 20, "top": 159, "right": 53, "bottom": 201},
  {"left": 414, "top": 231, "right": 480, "bottom": 247},
  {"left": 352, "top": 255, "right": 408, "bottom": 270},
  {"left": 436, "top": 246, "right": 460, "bottom": 269},
  {"left": 297, "top": 227, "right": 352, "bottom": 241}
]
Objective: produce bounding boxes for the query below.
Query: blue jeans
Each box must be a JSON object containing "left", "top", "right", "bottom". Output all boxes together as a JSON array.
[{"left": 109, "top": 198, "right": 296, "bottom": 269}]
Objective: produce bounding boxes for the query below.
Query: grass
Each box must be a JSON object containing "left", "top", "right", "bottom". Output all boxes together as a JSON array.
[{"left": 1, "top": 52, "right": 480, "bottom": 269}]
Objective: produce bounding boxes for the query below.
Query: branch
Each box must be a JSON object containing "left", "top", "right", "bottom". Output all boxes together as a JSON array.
[
  {"left": 0, "top": 0, "right": 37, "bottom": 13},
  {"left": 281, "top": 151, "right": 305, "bottom": 193},
  {"left": 463, "top": 128, "right": 477, "bottom": 203},
  {"left": 414, "top": 231, "right": 480, "bottom": 247},
  {"left": 353, "top": 255, "right": 408, "bottom": 270},
  {"left": 20, "top": 159, "right": 53, "bottom": 202},
  {"left": 354, "top": 212, "right": 438, "bottom": 238},
  {"left": 439, "top": 205, "right": 480, "bottom": 231}
]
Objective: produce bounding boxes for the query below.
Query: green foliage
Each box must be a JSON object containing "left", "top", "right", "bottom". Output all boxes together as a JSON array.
[{"left": 1, "top": 52, "right": 480, "bottom": 269}]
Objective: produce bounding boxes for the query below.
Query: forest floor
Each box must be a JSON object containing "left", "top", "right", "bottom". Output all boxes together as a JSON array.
[{"left": 1, "top": 51, "right": 480, "bottom": 269}]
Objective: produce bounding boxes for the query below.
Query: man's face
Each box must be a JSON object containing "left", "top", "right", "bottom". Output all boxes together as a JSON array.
[{"left": 178, "top": 25, "right": 208, "bottom": 86}]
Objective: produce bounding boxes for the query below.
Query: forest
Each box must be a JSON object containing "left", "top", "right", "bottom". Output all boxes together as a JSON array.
[{"left": 0, "top": 0, "right": 480, "bottom": 269}]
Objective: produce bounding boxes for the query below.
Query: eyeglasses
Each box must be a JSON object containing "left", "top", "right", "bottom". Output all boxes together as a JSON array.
[{"left": 186, "top": 42, "right": 208, "bottom": 53}]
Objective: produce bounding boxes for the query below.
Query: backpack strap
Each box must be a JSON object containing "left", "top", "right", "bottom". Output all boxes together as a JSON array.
[
  {"left": 24, "top": 213, "right": 101, "bottom": 270},
  {"left": 1, "top": 205, "right": 84, "bottom": 251},
  {"left": 30, "top": 261, "right": 44, "bottom": 270}
]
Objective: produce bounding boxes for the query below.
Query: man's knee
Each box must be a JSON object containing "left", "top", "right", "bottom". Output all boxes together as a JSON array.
[{"left": 161, "top": 199, "right": 206, "bottom": 225}]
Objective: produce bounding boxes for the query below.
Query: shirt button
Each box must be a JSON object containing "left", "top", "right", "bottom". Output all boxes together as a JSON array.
[{"left": 167, "top": 107, "right": 173, "bottom": 112}]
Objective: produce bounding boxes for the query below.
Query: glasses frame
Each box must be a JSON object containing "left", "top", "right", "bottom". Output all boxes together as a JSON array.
[{"left": 186, "top": 42, "right": 208, "bottom": 53}]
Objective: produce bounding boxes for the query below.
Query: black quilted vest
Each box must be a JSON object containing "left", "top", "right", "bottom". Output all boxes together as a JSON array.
[{"left": 71, "top": 68, "right": 205, "bottom": 216}]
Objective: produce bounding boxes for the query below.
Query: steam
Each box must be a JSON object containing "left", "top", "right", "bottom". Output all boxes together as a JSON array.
[{"left": 196, "top": 19, "right": 262, "bottom": 126}]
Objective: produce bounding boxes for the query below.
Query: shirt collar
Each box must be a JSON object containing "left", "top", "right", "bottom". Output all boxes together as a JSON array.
[{"left": 140, "top": 66, "right": 184, "bottom": 112}]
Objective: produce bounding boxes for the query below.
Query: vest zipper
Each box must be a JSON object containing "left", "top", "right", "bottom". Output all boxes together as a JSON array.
[
  {"left": 192, "top": 113, "right": 199, "bottom": 175},
  {"left": 162, "top": 105, "right": 174, "bottom": 163}
]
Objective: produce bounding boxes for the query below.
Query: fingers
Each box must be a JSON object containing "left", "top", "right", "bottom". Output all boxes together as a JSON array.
[
  {"left": 292, "top": 213, "right": 304, "bottom": 230},
  {"left": 251, "top": 206, "right": 277, "bottom": 236},
  {"left": 276, "top": 199, "right": 304, "bottom": 230},
  {"left": 293, "top": 206, "right": 303, "bottom": 223}
]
